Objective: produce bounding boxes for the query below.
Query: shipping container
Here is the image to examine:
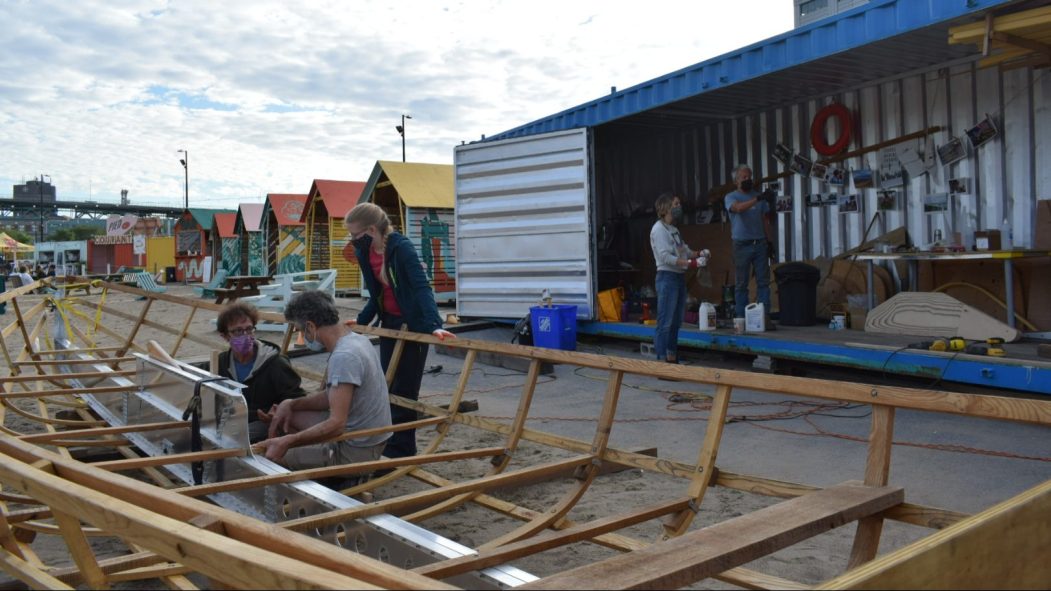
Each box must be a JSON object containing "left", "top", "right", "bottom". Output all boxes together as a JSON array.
[
  {"left": 361, "top": 161, "right": 456, "bottom": 303},
  {"left": 34, "top": 240, "right": 88, "bottom": 275},
  {"left": 455, "top": 0, "right": 1048, "bottom": 323},
  {"left": 87, "top": 236, "right": 135, "bottom": 274}
]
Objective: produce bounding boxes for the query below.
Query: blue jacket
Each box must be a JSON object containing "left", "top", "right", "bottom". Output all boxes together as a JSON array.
[{"left": 355, "top": 232, "right": 443, "bottom": 334}]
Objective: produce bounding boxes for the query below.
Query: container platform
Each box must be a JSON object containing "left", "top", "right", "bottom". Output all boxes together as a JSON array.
[{"left": 575, "top": 321, "right": 1051, "bottom": 396}]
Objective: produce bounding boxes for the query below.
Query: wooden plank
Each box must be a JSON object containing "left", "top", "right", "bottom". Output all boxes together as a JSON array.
[
  {"left": 52, "top": 510, "right": 109, "bottom": 589},
  {"left": 0, "top": 385, "right": 139, "bottom": 399},
  {"left": 10, "top": 358, "right": 135, "bottom": 367},
  {"left": 0, "top": 370, "right": 135, "bottom": 383},
  {"left": 520, "top": 483, "right": 904, "bottom": 590},
  {"left": 414, "top": 498, "right": 689, "bottom": 579},
  {"left": 91, "top": 448, "right": 245, "bottom": 472},
  {"left": 848, "top": 405, "right": 896, "bottom": 569},
  {"left": 18, "top": 421, "right": 188, "bottom": 443},
  {"left": 864, "top": 292, "right": 1022, "bottom": 342},
  {"left": 282, "top": 456, "right": 591, "bottom": 532},
  {"left": 0, "top": 448, "right": 381, "bottom": 590},
  {"left": 0, "top": 551, "right": 73, "bottom": 590},
  {"left": 819, "top": 478, "right": 1051, "bottom": 589},
  {"left": 177, "top": 447, "right": 504, "bottom": 498},
  {"left": 0, "top": 437, "right": 450, "bottom": 589},
  {"left": 353, "top": 326, "right": 1051, "bottom": 425},
  {"left": 663, "top": 384, "right": 733, "bottom": 538}
]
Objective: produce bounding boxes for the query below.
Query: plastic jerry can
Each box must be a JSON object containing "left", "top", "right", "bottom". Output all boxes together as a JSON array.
[
  {"left": 698, "top": 302, "right": 717, "bottom": 331},
  {"left": 745, "top": 302, "right": 766, "bottom": 333}
]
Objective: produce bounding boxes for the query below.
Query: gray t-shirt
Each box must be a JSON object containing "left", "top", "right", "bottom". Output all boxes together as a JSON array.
[
  {"left": 724, "top": 190, "right": 769, "bottom": 241},
  {"left": 325, "top": 332, "right": 392, "bottom": 448}
]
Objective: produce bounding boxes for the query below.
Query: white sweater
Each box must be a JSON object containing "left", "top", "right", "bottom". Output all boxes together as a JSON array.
[{"left": 650, "top": 220, "right": 691, "bottom": 274}]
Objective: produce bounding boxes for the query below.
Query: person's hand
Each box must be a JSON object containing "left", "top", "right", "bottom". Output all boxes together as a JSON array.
[
  {"left": 257, "top": 434, "right": 292, "bottom": 463},
  {"left": 344, "top": 319, "right": 358, "bottom": 327},
  {"left": 267, "top": 400, "right": 295, "bottom": 439},
  {"left": 256, "top": 404, "right": 277, "bottom": 423},
  {"left": 432, "top": 329, "right": 456, "bottom": 341},
  {"left": 766, "top": 241, "right": 776, "bottom": 260}
]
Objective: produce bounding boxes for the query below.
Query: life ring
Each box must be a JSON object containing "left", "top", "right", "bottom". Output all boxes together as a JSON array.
[{"left": 811, "top": 104, "right": 852, "bottom": 156}]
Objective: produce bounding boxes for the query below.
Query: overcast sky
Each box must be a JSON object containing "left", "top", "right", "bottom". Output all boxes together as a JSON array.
[{"left": 1, "top": 1, "right": 793, "bottom": 209}]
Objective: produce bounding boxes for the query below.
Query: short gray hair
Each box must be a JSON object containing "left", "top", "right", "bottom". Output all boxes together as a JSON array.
[
  {"left": 731, "top": 164, "right": 751, "bottom": 180},
  {"left": 285, "top": 290, "right": 340, "bottom": 328}
]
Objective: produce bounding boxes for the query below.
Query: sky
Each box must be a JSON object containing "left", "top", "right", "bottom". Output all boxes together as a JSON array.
[{"left": 0, "top": 0, "right": 793, "bottom": 209}]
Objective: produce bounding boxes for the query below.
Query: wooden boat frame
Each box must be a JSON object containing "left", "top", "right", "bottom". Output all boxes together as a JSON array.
[{"left": 0, "top": 280, "right": 1048, "bottom": 589}]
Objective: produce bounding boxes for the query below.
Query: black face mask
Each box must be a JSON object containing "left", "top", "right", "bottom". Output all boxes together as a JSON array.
[
  {"left": 740, "top": 179, "right": 754, "bottom": 193},
  {"left": 352, "top": 234, "right": 372, "bottom": 250}
]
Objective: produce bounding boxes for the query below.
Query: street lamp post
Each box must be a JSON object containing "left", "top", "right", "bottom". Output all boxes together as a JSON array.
[
  {"left": 177, "top": 149, "right": 189, "bottom": 210},
  {"left": 37, "top": 174, "right": 50, "bottom": 243},
  {"left": 395, "top": 114, "right": 412, "bottom": 162}
]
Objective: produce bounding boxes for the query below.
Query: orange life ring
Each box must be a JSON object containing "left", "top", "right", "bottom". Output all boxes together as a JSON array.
[{"left": 811, "top": 104, "right": 852, "bottom": 156}]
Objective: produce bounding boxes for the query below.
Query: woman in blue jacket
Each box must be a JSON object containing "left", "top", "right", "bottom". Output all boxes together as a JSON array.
[{"left": 345, "top": 203, "right": 454, "bottom": 459}]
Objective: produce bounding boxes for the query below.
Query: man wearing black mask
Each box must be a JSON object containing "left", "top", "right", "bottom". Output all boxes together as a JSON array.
[{"left": 724, "top": 164, "right": 776, "bottom": 329}]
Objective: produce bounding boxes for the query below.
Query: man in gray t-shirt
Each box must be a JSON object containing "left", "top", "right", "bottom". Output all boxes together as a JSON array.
[
  {"left": 724, "top": 164, "right": 775, "bottom": 322},
  {"left": 258, "top": 290, "right": 392, "bottom": 475}
]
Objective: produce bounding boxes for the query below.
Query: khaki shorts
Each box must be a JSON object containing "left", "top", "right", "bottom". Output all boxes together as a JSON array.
[{"left": 282, "top": 439, "right": 386, "bottom": 472}]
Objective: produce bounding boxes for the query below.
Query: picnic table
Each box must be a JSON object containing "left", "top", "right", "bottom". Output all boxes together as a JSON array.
[{"left": 214, "top": 275, "right": 273, "bottom": 304}]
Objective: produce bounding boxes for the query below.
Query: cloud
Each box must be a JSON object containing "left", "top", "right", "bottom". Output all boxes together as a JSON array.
[{"left": 0, "top": 0, "right": 792, "bottom": 208}]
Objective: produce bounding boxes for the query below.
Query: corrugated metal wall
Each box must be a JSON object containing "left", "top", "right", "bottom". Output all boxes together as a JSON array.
[
  {"left": 455, "top": 129, "right": 594, "bottom": 319},
  {"left": 404, "top": 207, "right": 456, "bottom": 304},
  {"left": 594, "top": 60, "right": 1047, "bottom": 261}
]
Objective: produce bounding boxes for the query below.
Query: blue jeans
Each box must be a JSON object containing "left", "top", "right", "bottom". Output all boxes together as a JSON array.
[
  {"left": 654, "top": 271, "right": 686, "bottom": 361},
  {"left": 733, "top": 239, "right": 771, "bottom": 317}
]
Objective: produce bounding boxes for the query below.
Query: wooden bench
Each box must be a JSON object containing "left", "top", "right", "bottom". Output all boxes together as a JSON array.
[{"left": 521, "top": 482, "right": 904, "bottom": 590}]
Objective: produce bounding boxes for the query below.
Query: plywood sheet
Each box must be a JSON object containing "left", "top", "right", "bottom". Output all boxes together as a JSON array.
[{"left": 865, "top": 292, "right": 1022, "bottom": 342}]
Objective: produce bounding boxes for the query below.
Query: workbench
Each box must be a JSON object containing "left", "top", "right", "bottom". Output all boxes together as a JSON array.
[{"left": 854, "top": 250, "right": 1051, "bottom": 328}]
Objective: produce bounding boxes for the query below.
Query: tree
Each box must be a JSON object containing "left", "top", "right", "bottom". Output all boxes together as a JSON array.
[
  {"left": 5, "top": 229, "right": 34, "bottom": 244},
  {"left": 46, "top": 226, "right": 104, "bottom": 242}
]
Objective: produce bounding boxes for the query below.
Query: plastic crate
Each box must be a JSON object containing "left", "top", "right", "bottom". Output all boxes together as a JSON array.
[{"left": 530, "top": 305, "right": 578, "bottom": 351}]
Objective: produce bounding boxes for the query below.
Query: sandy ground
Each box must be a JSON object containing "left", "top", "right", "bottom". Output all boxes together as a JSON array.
[{"left": 1, "top": 284, "right": 1049, "bottom": 588}]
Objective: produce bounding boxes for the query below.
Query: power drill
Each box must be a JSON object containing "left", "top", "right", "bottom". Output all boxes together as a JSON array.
[
  {"left": 964, "top": 338, "right": 1006, "bottom": 357},
  {"left": 907, "top": 337, "right": 965, "bottom": 352}
]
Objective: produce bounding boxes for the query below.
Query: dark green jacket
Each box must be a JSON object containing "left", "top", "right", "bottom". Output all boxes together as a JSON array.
[{"left": 355, "top": 232, "right": 443, "bottom": 334}]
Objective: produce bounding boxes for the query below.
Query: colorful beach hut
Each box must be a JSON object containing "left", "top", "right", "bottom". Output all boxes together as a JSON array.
[
  {"left": 360, "top": 161, "right": 456, "bottom": 303},
  {"left": 261, "top": 194, "right": 308, "bottom": 276},
  {"left": 234, "top": 204, "right": 265, "bottom": 277},
  {"left": 211, "top": 212, "right": 240, "bottom": 276},
  {"left": 174, "top": 208, "right": 233, "bottom": 281},
  {"left": 302, "top": 180, "right": 366, "bottom": 292}
]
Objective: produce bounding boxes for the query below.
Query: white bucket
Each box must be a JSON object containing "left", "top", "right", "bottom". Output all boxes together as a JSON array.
[
  {"left": 745, "top": 302, "right": 766, "bottom": 333},
  {"left": 698, "top": 302, "right": 717, "bottom": 331}
]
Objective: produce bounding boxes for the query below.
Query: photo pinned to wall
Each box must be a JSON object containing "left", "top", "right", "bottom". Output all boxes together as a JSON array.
[
  {"left": 923, "top": 192, "right": 950, "bottom": 213},
  {"left": 878, "top": 146, "right": 905, "bottom": 189},
  {"left": 772, "top": 143, "right": 793, "bottom": 166},
  {"left": 898, "top": 145, "right": 927, "bottom": 179},
  {"left": 805, "top": 193, "right": 824, "bottom": 207},
  {"left": 827, "top": 167, "right": 847, "bottom": 186},
  {"left": 789, "top": 153, "right": 813, "bottom": 177},
  {"left": 937, "top": 136, "right": 967, "bottom": 166},
  {"left": 877, "top": 189, "right": 899, "bottom": 211},
  {"left": 965, "top": 114, "right": 998, "bottom": 149},
  {"left": 776, "top": 196, "right": 794, "bottom": 213},
  {"left": 851, "top": 168, "right": 875, "bottom": 189},
  {"left": 822, "top": 192, "right": 838, "bottom": 205},
  {"left": 948, "top": 178, "right": 969, "bottom": 195},
  {"left": 838, "top": 193, "right": 860, "bottom": 213},
  {"left": 811, "top": 162, "right": 828, "bottom": 182}
]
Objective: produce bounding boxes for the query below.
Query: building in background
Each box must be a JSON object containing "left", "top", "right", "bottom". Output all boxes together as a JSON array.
[{"left": 794, "top": 0, "right": 869, "bottom": 27}]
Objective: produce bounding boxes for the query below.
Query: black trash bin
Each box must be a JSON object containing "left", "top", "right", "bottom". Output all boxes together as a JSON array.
[
  {"left": 165, "top": 266, "right": 178, "bottom": 284},
  {"left": 774, "top": 262, "right": 820, "bottom": 326}
]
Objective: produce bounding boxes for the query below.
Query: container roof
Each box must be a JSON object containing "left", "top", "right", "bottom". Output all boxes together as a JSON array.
[
  {"left": 263, "top": 194, "right": 308, "bottom": 226},
  {"left": 235, "top": 203, "right": 265, "bottom": 233},
  {"left": 488, "top": 0, "right": 1019, "bottom": 140},
  {"left": 212, "top": 212, "right": 238, "bottom": 238},
  {"left": 303, "top": 180, "right": 367, "bottom": 221},
  {"left": 361, "top": 161, "right": 454, "bottom": 209}
]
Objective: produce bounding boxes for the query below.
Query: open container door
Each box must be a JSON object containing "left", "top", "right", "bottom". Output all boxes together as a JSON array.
[{"left": 454, "top": 128, "right": 595, "bottom": 320}]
